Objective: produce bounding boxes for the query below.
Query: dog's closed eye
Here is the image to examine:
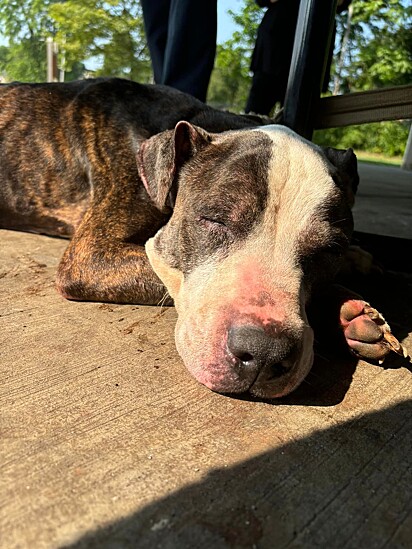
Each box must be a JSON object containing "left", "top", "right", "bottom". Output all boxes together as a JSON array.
[
  {"left": 196, "top": 215, "right": 236, "bottom": 250},
  {"left": 198, "top": 215, "right": 230, "bottom": 231}
]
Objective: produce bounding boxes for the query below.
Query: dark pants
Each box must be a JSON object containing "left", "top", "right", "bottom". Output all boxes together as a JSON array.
[
  {"left": 245, "top": 0, "right": 337, "bottom": 115},
  {"left": 245, "top": 0, "right": 301, "bottom": 115},
  {"left": 141, "top": 0, "right": 217, "bottom": 103}
]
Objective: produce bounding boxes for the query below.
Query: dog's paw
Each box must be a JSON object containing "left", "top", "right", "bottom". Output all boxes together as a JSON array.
[{"left": 340, "top": 299, "right": 410, "bottom": 363}]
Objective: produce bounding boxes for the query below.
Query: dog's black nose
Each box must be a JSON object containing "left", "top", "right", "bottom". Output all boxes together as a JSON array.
[{"left": 227, "top": 325, "right": 294, "bottom": 377}]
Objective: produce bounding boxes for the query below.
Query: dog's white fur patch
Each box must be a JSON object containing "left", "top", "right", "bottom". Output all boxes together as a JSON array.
[{"left": 253, "top": 125, "right": 336, "bottom": 274}]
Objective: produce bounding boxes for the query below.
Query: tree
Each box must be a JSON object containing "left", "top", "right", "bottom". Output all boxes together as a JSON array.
[
  {"left": 0, "top": 0, "right": 57, "bottom": 81},
  {"left": 0, "top": 45, "right": 9, "bottom": 80},
  {"left": 49, "top": 0, "right": 151, "bottom": 80},
  {"left": 0, "top": 0, "right": 151, "bottom": 82},
  {"left": 0, "top": 39, "right": 48, "bottom": 82},
  {"left": 333, "top": 3, "right": 354, "bottom": 95},
  {"left": 333, "top": 0, "right": 412, "bottom": 92}
]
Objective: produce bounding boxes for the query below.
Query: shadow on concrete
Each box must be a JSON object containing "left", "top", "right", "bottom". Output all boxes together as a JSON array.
[{"left": 65, "top": 400, "right": 412, "bottom": 548}]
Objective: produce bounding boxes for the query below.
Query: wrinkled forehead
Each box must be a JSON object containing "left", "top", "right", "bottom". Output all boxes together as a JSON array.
[
  {"left": 160, "top": 125, "right": 347, "bottom": 289},
  {"left": 254, "top": 125, "right": 334, "bottom": 199},
  {"left": 181, "top": 125, "right": 335, "bottom": 211}
]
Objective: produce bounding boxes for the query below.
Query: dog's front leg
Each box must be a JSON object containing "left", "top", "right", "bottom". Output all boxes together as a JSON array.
[
  {"left": 55, "top": 199, "right": 171, "bottom": 305},
  {"left": 57, "top": 239, "right": 169, "bottom": 305},
  {"left": 308, "top": 284, "right": 409, "bottom": 363}
]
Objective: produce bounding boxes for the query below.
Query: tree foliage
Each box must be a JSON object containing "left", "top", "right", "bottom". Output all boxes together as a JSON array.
[
  {"left": 0, "top": 0, "right": 151, "bottom": 82},
  {"left": 314, "top": 120, "right": 410, "bottom": 157},
  {"left": 335, "top": 0, "right": 412, "bottom": 91},
  {"left": 50, "top": 0, "right": 151, "bottom": 80},
  {"left": 0, "top": 0, "right": 55, "bottom": 80}
]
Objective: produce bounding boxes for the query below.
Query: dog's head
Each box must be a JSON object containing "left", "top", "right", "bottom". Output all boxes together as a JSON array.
[{"left": 137, "top": 122, "right": 358, "bottom": 398}]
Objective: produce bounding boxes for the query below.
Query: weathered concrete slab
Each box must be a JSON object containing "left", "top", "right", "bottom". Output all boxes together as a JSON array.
[
  {"left": 354, "top": 163, "right": 412, "bottom": 239},
  {"left": 1, "top": 226, "right": 411, "bottom": 548}
]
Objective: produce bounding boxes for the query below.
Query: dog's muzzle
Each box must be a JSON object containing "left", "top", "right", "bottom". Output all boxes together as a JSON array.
[{"left": 175, "top": 314, "right": 314, "bottom": 399}]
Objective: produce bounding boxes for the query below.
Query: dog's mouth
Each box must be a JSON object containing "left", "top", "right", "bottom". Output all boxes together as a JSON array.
[
  {"left": 232, "top": 358, "right": 313, "bottom": 400},
  {"left": 246, "top": 353, "right": 314, "bottom": 399},
  {"left": 221, "top": 355, "right": 298, "bottom": 397},
  {"left": 224, "top": 324, "right": 315, "bottom": 399},
  {"left": 179, "top": 329, "right": 313, "bottom": 400}
]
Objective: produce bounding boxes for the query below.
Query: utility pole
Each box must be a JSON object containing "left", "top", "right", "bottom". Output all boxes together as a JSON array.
[{"left": 46, "top": 37, "right": 58, "bottom": 82}]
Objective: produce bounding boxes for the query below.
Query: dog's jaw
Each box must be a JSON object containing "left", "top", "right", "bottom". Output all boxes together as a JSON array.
[{"left": 146, "top": 232, "right": 183, "bottom": 300}]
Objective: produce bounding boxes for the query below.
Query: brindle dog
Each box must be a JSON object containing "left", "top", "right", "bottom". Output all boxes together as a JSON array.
[{"left": 0, "top": 78, "right": 406, "bottom": 398}]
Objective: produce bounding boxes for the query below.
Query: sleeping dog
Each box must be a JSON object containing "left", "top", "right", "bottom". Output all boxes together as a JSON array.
[{"left": 0, "top": 78, "right": 406, "bottom": 398}]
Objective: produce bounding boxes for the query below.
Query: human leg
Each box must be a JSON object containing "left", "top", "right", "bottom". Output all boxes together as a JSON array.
[
  {"left": 141, "top": 0, "right": 171, "bottom": 83},
  {"left": 161, "top": 0, "right": 217, "bottom": 102}
]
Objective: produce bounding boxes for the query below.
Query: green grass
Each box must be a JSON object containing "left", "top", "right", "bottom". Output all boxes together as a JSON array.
[{"left": 354, "top": 151, "right": 403, "bottom": 167}]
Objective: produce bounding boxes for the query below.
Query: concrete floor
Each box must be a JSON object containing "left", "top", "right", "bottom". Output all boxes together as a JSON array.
[
  {"left": 354, "top": 162, "right": 412, "bottom": 239},
  {"left": 1, "top": 163, "right": 412, "bottom": 548}
]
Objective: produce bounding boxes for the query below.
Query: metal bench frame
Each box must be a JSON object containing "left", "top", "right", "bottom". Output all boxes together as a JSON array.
[{"left": 282, "top": 0, "right": 412, "bottom": 139}]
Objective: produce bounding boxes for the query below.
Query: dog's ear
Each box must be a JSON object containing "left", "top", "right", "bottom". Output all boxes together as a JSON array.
[
  {"left": 323, "top": 147, "right": 359, "bottom": 207},
  {"left": 137, "top": 121, "right": 212, "bottom": 212}
]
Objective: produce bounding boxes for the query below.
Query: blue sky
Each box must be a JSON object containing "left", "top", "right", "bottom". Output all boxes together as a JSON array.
[{"left": 218, "top": 0, "right": 240, "bottom": 43}]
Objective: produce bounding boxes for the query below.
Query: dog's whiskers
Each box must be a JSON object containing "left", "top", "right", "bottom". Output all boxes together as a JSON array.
[
  {"left": 157, "top": 291, "right": 171, "bottom": 309},
  {"left": 330, "top": 217, "right": 350, "bottom": 226},
  {"left": 314, "top": 350, "right": 331, "bottom": 362},
  {"left": 302, "top": 378, "right": 315, "bottom": 388}
]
